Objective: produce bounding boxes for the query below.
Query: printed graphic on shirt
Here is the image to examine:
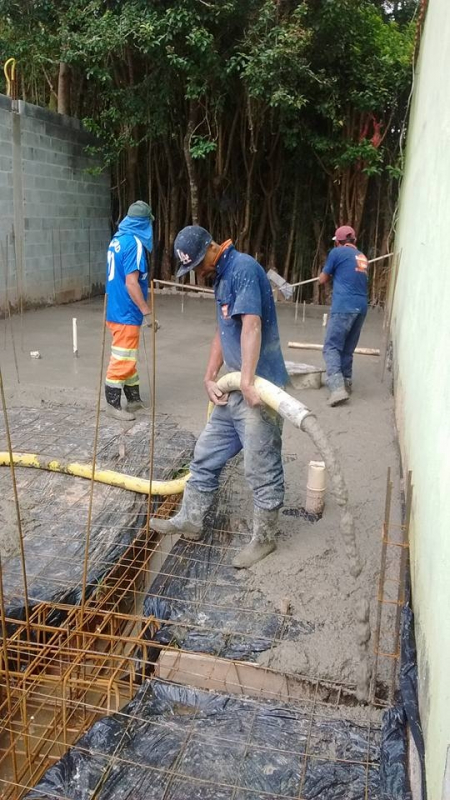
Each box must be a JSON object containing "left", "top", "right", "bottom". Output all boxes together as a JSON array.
[
  {"left": 355, "top": 253, "right": 368, "bottom": 273},
  {"left": 221, "top": 304, "right": 230, "bottom": 319}
]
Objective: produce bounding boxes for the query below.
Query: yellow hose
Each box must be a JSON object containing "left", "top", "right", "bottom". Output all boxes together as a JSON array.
[
  {"left": 0, "top": 373, "right": 312, "bottom": 495},
  {"left": 0, "top": 452, "right": 190, "bottom": 496}
]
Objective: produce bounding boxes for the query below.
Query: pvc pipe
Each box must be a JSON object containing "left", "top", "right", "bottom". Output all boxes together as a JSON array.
[
  {"left": 307, "top": 460, "right": 326, "bottom": 490},
  {"left": 72, "top": 317, "right": 78, "bottom": 358},
  {"left": 305, "top": 460, "right": 326, "bottom": 515}
]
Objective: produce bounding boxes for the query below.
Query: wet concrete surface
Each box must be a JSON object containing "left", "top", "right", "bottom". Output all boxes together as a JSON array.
[{"left": 0, "top": 294, "right": 402, "bottom": 688}]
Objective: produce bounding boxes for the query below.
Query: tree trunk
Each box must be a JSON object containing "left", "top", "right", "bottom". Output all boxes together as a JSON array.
[
  {"left": 57, "top": 62, "right": 71, "bottom": 115},
  {"left": 183, "top": 102, "right": 199, "bottom": 224},
  {"left": 126, "top": 145, "right": 138, "bottom": 206}
]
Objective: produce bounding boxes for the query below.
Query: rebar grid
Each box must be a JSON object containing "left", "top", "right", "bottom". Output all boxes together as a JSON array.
[
  {"left": 0, "top": 292, "right": 393, "bottom": 799},
  {"left": 0, "top": 631, "right": 383, "bottom": 800},
  {"left": 0, "top": 465, "right": 387, "bottom": 799}
]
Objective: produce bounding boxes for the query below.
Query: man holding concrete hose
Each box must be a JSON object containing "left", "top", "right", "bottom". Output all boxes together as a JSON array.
[
  {"left": 150, "top": 226, "right": 289, "bottom": 569},
  {"left": 105, "top": 201, "right": 158, "bottom": 422}
]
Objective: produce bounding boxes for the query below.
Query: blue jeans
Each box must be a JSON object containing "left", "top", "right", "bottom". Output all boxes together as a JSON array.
[
  {"left": 189, "top": 392, "right": 284, "bottom": 510},
  {"left": 323, "top": 312, "right": 367, "bottom": 390}
]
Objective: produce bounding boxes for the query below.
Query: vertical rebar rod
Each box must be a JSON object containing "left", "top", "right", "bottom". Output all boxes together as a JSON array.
[
  {"left": 389, "top": 470, "right": 412, "bottom": 704},
  {"left": 145, "top": 280, "right": 158, "bottom": 544},
  {"left": 370, "top": 467, "right": 392, "bottom": 703},
  {"left": 0, "top": 366, "right": 30, "bottom": 635},
  {"left": 0, "top": 555, "right": 19, "bottom": 785},
  {"left": 79, "top": 296, "right": 107, "bottom": 621},
  {"left": 51, "top": 229, "right": 57, "bottom": 302},
  {"left": 0, "top": 239, "right": 20, "bottom": 384},
  {"left": 2, "top": 236, "right": 9, "bottom": 349},
  {"left": 88, "top": 224, "right": 92, "bottom": 301}
]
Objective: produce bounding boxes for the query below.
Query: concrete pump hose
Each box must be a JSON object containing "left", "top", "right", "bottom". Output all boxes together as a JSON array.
[
  {"left": 0, "top": 375, "right": 313, "bottom": 495},
  {"left": 216, "top": 372, "right": 313, "bottom": 428}
]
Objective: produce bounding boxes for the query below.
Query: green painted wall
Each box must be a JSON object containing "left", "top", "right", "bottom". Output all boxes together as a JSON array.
[{"left": 392, "top": 1, "right": 450, "bottom": 797}]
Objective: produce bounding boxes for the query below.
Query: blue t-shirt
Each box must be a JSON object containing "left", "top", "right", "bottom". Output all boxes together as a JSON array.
[
  {"left": 106, "top": 233, "right": 149, "bottom": 325},
  {"left": 214, "top": 246, "right": 289, "bottom": 388},
  {"left": 323, "top": 244, "right": 368, "bottom": 314}
]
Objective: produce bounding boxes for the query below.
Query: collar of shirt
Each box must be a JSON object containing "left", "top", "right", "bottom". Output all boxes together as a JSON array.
[{"left": 214, "top": 243, "right": 236, "bottom": 282}]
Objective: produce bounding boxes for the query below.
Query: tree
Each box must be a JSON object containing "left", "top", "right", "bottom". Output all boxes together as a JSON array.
[{"left": 0, "top": 0, "right": 419, "bottom": 297}]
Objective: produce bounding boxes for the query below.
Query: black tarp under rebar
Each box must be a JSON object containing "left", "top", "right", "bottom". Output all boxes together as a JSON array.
[
  {"left": 0, "top": 406, "right": 194, "bottom": 623},
  {"left": 143, "top": 465, "right": 314, "bottom": 663},
  {"left": 26, "top": 678, "right": 382, "bottom": 800}
]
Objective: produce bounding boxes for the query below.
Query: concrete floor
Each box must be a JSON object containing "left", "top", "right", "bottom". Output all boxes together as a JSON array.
[{"left": 0, "top": 293, "right": 402, "bottom": 689}]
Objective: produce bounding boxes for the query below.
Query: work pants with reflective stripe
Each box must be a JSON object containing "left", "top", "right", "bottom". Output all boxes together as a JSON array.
[{"left": 105, "top": 322, "right": 140, "bottom": 388}]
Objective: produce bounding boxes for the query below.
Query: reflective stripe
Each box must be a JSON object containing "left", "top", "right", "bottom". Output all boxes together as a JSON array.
[
  {"left": 124, "top": 374, "right": 140, "bottom": 387},
  {"left": 110, "top": 353, "right": 136, "bottom": 362},
  {"left": 111, "top": 345, "right": 138, "bottom": 356},
  {"left": 105, "top": 377, "right": 124, "bottom": 387}
]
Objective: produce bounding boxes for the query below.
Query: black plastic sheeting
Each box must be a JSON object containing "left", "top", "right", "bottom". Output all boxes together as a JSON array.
[
  {"left": 0, "top": 407, "right": 194, "bottom": 624},
  {"left": 26, "top": 679, "right": 382, "bottom": 800},
  {"left": 379, "top": 603, "right": 426, "bottom": 800},
  {"left": 142, "top": 472, "right": 315, "bottom": 662}
]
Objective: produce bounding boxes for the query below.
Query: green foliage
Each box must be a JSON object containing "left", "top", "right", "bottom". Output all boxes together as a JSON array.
[{"left": 0, "top": 0, "right": 419, "bottom": 289}]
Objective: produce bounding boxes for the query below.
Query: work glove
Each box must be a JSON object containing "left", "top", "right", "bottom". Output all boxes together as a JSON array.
[{"left": 143, "top": 313, "right": 160, "bottom": 331}]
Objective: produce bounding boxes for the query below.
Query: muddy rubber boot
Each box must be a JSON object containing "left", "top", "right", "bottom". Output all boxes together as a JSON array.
[
  {"left": 232, "top": 507, "right": 277, "bottom": 569},
  {"left": 150, "top": 483, "right": 216, "bottom": 541},
  {"left": 105, "top": 385, "right": 136, "bottom": 421},
  {"left": 123, "top": 384, "right": 147, "bottom": 412},
  {"left": 344, "top": 379, "right": 352, "bottom": 395},
  {"left": 328, "top": 386, "right": 350, "bottom": 407}
]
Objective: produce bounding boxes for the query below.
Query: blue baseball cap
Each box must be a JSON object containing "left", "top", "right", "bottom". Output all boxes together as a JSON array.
[{"left": 174, "top": 226, "right": 213, "bottom": 278}]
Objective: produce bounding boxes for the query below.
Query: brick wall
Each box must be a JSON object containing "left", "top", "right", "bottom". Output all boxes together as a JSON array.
[{"left": 0, "top": 95, "right": 110, "bottom": 310}]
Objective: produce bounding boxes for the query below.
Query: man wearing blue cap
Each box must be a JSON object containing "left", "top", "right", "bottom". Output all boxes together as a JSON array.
[
  {"left": 150, "top": 226, "right": 289, "bottom": 569},
  {"left": 105, "top": 201, "right": 158, "bottom": 421}
]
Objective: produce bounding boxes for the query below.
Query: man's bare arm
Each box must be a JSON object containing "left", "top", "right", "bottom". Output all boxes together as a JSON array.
[
  {"left": 204, "top": 329, "right": 228, "bottom": 405},
  {"left": 240, "top": 314, "right": 262, "bottom": 407}
]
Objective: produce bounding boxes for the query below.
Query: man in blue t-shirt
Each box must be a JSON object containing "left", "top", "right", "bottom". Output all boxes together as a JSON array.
[
  {"left": 150, "top": 225, "right": 289, "bottom": 570},
  {"left": 105, "top": 201, "right": 158, "bottom": 421},
  {"left": 319, "top": 225, "right": 369, "bottom": 406}
]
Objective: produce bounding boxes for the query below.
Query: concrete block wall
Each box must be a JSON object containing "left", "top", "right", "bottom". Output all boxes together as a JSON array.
[{"left": 0, "top": 95, "right": 110, "bottom": 310}]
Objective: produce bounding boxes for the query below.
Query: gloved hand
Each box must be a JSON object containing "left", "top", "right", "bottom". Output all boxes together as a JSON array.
[{"left": 143, "top": 313, "right": 160, "bottom": 331}]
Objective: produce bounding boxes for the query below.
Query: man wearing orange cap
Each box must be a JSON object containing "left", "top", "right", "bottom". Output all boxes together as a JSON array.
[{"left": 319, "top": 225, "right": 368, "bottom": 406}]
